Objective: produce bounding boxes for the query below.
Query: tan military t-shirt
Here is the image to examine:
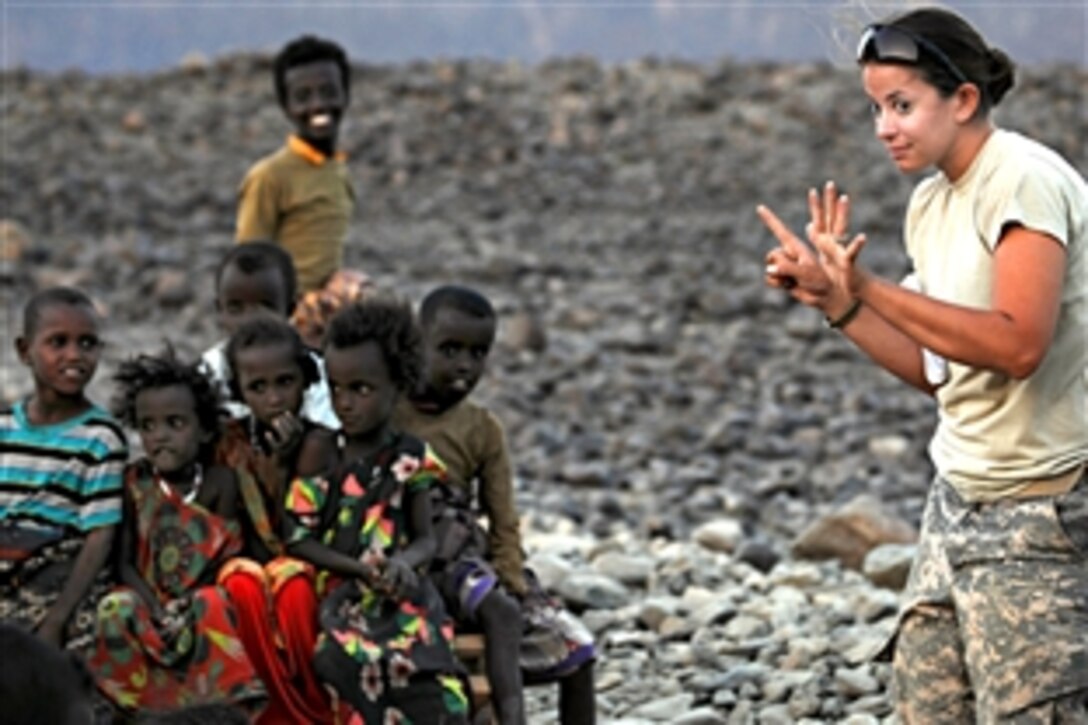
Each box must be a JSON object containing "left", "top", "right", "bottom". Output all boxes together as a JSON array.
[{"left": 905, "top": 129, "right": 1088, "bottom": 500}]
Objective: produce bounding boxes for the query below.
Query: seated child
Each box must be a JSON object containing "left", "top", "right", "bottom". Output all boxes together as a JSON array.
[
  {"left": 0, "top": 287, "right": 127, "bottom": 654},
  {"left": 201, "top": 241, "right": 337, "bottom": 427},
  {"left": 215, "top": 316, "right": 336, "bottom": 723},
  {"left": 393, "top": 285, "right": 597, "bottom": 725},
  {"left": 90, "top": 348, "right": 263, "bottom": 713},
  {"left": 285, "top": 298, "right": 468, "bottom": 723},
  {"left": 0, "top": 622, "right": 96, "bottom": 725},
  {"left": 236, "top": 34, "right": 355, "bottom": 297}
]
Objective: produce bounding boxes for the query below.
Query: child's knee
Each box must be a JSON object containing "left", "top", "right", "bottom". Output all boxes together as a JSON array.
[{"left": 479, "top": 589, "right": 521, "bottom": 630}]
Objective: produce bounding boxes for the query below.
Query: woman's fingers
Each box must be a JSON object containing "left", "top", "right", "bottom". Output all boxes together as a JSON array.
[
  {"left": 808, "top": 187, "right": 824, "bottom": 233},
  {"left": 757, "top": 204, "right": 815, "bottom": 263},
  {"left": 823, "top": 182, "right": 837, "bottom": 233},
  {"left": 833, "top": 192, "right": 852, "bottom": 239},
  {"left": 844, "top": 233, "right": 867, "bottom": 262}
]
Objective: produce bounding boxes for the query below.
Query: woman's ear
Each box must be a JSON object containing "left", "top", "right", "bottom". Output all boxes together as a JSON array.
[{"left": 954, "top": 83, "right": 983, "bottom": 123}]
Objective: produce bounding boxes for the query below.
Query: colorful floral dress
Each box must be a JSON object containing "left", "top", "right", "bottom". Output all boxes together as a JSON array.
[
  {"left": 90, "top": 460, "right": 264, "bottom": 712},
  {"left": 286, "top": 432, "right": 469, "bottom": 723}
]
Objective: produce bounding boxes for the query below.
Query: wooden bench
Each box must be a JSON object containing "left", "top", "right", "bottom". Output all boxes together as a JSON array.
[{"left": 454, "top": 633, "right": 495, "bottom": 722}]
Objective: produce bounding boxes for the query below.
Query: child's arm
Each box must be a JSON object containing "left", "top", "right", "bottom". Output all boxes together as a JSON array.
[
  {"left": 287, "top": 538, "right": 375, "bottom": 583},
  {"left": 37, "top": 525, "right": 115, "bottom": 646},
  {"left": 39, "top": 422, "right": 127, "bottom": 645},
  {"left": 204, "top": 465, "right": 239, "bottom": 521},
  {"left": 295, "top": 428, "right": 339, "bottom": 479},
  {"left": 397, "top": 485, "right": 437, "bottom": 571},
  {"left": 378, "top": 486, "right": 435, "bottom": 600},
  {"left": 478, "top": 413, "right": 528, "bottom": 595}
]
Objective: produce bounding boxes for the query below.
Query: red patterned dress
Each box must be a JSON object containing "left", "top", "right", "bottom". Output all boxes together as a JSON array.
[{"left": 90, "top": 460, "right": 263, "bottom": 712}]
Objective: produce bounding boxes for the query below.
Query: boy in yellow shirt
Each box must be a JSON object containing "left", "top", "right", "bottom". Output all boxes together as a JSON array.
[{"left": 236, "top": 35, "right": 357, "bottom": 300}]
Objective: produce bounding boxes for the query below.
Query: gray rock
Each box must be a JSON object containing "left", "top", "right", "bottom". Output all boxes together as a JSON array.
[
  {"left": 555, "top": 572, "right": 631, "bottom": 610},
  {"left": 863, "top": 543, "right": 917, "bottom": 590},
  {"left": 693, "top": 518, "right": 745, "bottom": 554}
]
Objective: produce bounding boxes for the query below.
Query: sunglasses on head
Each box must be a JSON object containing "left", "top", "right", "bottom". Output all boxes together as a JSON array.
[{"left": 856, "top": 24, "right": 969, "bottom": 86}]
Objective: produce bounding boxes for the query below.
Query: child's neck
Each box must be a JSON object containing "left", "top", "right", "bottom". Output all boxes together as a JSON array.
[
  {"left": 155, "top": 462, "right": 203, "bottom": 501},
  {"left": 340, "top": 423, "right": 394, "bottom": 460},
  {"left": 24, "top": 392, "right": 92, "bottom": 426},
  {"left": 408, "top": 389, "right": 460, "bottom": 417},
  {"left": 299, "top": 134, "right": 337, "bottom": 159}
]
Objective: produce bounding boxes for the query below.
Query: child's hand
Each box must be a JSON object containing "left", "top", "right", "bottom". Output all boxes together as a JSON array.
[
  {"left": 264, "top": 412, "right": 303, "bottom": 454},
  {"left": 378, "top": 556, "right": 419, "bottom": 600}
]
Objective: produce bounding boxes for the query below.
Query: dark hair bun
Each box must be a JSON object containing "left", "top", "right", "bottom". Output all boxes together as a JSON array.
[{"left": 985, "top": 47, "right": 1016, "bottom": 106}]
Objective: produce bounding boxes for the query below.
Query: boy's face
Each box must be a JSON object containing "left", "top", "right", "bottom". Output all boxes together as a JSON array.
[
  {"left": 282, "top": 60, "right": 347, "bottom": 150},
  {"left": 326, "top": 340, "right": 398, "bottom": 442},
  {"left": 216, "top": 264, "right": 291, "bottom": 337},
  {"left": 421, "top": 307, "right": 495, "bottom": 409},
  {"left": 16, "top": 303, "right": 101, "bottom": 402},
  {"left": 134, "top": 384, "right": 208, "bottom": 477}
]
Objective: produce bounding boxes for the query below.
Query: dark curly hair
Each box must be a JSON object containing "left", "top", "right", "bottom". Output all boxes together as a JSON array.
[
  {"left": 273, "top": 35, "right": 351, "bottom": 110},
  {"left": 214, "top": 241, "right": 298, "bottom": 314},
  {"left": 225, "top": 316, "right": 319, "bottom": 402},
  {"left": 22, "top": 286, "right": 97, "bottom": 338},
  {"left": 325, "top": 297, "right": 422, "bottom": 393},
  {"left": 418, "top": 285, "right": 496, "bottom": 329},
  {"left": 112, "top": 345, "right": 223, "bottom": 438},
  {"left": 860, "top": 7, "right": 1016, "bottom": 117}
]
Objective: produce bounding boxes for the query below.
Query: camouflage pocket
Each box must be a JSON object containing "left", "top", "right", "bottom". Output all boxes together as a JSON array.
[{"left": 1053, "top": 476, "right": 1088, "bottom": 556}]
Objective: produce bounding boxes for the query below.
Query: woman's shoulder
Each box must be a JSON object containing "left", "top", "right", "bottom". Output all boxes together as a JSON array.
[{"left": 978, "top": 130, "right": 1084, "bottom": 192}]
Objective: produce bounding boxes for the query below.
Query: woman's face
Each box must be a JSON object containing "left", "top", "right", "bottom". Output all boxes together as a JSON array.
[{"left": 861, "top": 63, "right": 964, "bottom": 176}]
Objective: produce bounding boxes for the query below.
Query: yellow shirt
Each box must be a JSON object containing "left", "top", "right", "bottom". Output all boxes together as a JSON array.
[{"left": 236, "top": 135, "right": 355, "bottom": 293}]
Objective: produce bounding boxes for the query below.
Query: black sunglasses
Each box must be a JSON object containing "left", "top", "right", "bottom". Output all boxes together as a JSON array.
[{"left": 856, "top": 24, "right": 969, "bottom": 86}]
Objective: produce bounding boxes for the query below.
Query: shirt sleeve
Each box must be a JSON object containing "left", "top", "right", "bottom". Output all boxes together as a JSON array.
[
  {"left": 284, "top": 475, "right": 331, "bottom": 545},
  {"left": 76, "top": 424, "right": 127, "bottom": 531},
  {"left": 398, "top": 443, "right": 447, "bottom": 493},
  {"left": 977, "top": 157, "right": 1073, "bottom": 252},
  {"left": 236, "top": 161, "right": 281, "bottom": 242},
  {"left": 477, "top": 412, "right": 527, "bottom": 594}
]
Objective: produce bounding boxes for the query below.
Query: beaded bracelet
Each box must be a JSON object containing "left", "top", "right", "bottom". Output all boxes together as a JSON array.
[{"left": 826, "top": 299, "right": 862, "bottom": 329}]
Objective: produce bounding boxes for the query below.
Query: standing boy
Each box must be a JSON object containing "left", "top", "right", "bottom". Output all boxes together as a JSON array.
[
  {"left": 236, "top": 35, "right": 355, "bottom": 296},
  {"left": 394, "top": 285, "right": 597, "bottom": 725}
]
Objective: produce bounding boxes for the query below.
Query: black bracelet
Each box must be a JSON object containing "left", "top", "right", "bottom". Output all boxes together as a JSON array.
[{"left": 826, "top": 299, "right": 862, "bottom": 329}]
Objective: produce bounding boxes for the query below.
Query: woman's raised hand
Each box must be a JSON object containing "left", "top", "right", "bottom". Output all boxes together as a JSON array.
[
  {"left": 758, "top": 181, "right": 865, "bottom": 317},
  {"left": 757, "top": 202, "right": 833, "bottom": 309},
  {"left": 805, "top": 181, "right": 869, "bottom": 299}
]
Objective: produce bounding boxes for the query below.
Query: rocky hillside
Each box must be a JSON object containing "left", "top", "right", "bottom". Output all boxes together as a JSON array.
[{"left": 1, "top": 57, "right": 1084, "bottom": 722}]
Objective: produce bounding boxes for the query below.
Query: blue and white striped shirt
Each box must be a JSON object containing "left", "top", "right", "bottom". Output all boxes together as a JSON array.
[{"left": 0, "top": 401, "right": 127, "bottom": 537}]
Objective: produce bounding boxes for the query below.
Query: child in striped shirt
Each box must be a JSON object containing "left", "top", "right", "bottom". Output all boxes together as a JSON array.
[{"left": 0, "top": 287, "right": 127, "bottom": 653}]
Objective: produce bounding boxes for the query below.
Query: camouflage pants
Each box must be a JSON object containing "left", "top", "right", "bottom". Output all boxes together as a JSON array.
[{"left": 892, "top": 473, "right": 1088, "bottom": 724}]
